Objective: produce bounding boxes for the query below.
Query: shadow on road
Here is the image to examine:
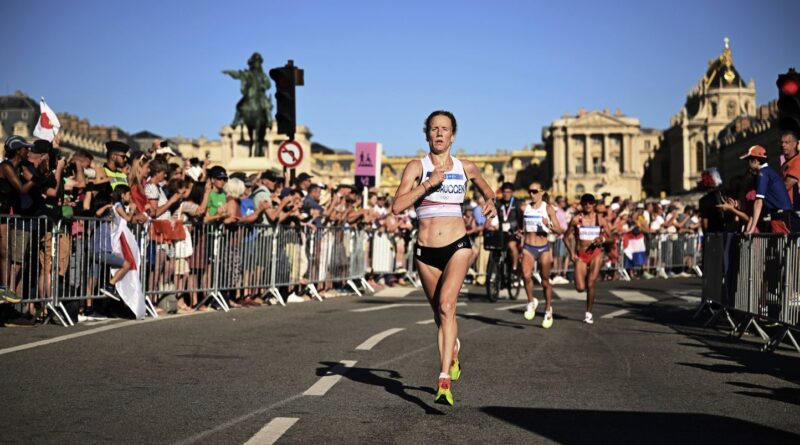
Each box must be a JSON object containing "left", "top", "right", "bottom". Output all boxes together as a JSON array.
[
  {"left": 316, "top": 362, "right": 444, "bottom": 415},
  {"left": 481, "top": 407, "right": 800, "bottom": 444},
  {"left": 726, "top": 381, "right": 800, "bottom": 407},
  {"left": 457, "top": 313, "right": 528, "bottom": 329}
]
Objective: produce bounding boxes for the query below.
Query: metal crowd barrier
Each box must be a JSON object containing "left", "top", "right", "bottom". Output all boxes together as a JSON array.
[
  {"left": 1, "top": 215, "right": 375, "bottom": 326},
  {"left": 700, "top": 233, "right": 800, "bottom": 353},
  {"left": 470, "top": 231, "right": 702, "bottom": 284}
]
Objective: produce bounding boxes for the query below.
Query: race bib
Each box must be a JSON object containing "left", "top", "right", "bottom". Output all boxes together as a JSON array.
[{"left": 501, "top": 223, "right": 510, "bottom": 232}]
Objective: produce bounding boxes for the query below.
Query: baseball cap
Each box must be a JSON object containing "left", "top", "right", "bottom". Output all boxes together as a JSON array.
[
  {"left": 31, "top": 139, "right": 52, "bottom": 154},
  {"left": 296, "top": 172, "right": 313, "bottom": 182},
  {"left": 739, "top": 145, "right": 767, "bottom": 159},
  {"left": 4, "top": 135, "right": 33, "bottom": 152},
  {"left": 105, "top": 140, "right": 130, "bottom": 154},
  {"left": 261, "top": 171, "right": 282, "bottom": 182},
  {"left": 208, "top": 166, "right": 228, "bottom": 179},
  {"left": 580, "top": 193, "right": 596, "bottom": 204},
  {"left": 156, "top": 146, "right": 178, "bottom": 157}
]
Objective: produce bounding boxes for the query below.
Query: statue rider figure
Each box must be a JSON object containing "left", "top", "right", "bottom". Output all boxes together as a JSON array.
[{"left": 223, "top": 52, "right": 273, "bottom": 157}]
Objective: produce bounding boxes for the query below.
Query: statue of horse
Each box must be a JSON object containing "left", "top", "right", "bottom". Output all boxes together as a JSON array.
[{"left": 223, "top": 52, "right": 273, "bottom": 157}]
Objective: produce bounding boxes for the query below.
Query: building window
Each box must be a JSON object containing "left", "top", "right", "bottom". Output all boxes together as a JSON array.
[
  {"left": 594, "top": 183, "right": 603, "bottom": 192},
  {"left": 644, "top": 140, "right": 651, "bottom": 151},
  {"left": 0, "top": 112, "right": 6, "bottom": 119},
  {"left": 592, "top": 156, "right": 603, "bottom": 174},
  {"left": 696, "top": 142, "right": 704, "bottom": 172},
  {"left": 575, "top": 184, "right": 585, "bottom": 195},
  {"left": 611, "top": 153, "right": 621, "bottom": 171},
  {"left": 21, "top": 111, "right": 28, "bottom": 119},
  {"left": 574, "top": 157, "right": 585, "bottom": 174},
  {"left": 727, "top": 100, "right": 737, "bottom": 118}
]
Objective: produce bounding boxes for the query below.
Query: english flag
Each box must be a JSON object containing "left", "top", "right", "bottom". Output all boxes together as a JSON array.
[{"left": 33, "top": 98, "right": 61, "bottom": 142}]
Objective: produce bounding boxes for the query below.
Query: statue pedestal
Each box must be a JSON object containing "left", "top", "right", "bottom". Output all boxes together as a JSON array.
[{"left": 225, "top": 156, "right": 283, "bottom": 174}]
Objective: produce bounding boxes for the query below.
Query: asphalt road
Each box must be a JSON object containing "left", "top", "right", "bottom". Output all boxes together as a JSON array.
[{"left": 2, "top": 277, "right": 799, "bottom": 445}]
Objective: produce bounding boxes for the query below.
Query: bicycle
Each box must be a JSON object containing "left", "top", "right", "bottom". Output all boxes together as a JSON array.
[{"left": 483, "top": 230, "right": 522, "bottom": 302}]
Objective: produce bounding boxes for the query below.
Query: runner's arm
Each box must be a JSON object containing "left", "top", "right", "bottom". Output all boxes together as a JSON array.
[
  {"left": 391, "top": 160, "right": 425, "bottom": 215},
  {"left": 462, "top": 160, "right": 497, "bottom": 219}
]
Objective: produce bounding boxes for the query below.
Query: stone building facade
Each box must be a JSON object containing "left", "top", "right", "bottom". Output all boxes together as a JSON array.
[
  {"left": 644, "top": 39, "right": 757, "bottom": 196},
  {"left": 544, "top": 108, "right": 659, "bottom": 200}
]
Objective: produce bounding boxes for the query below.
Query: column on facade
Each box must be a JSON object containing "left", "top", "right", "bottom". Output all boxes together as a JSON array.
[
  {"left": 582, "top": 133, "right": 589, "bottom": 175},
  {"left": 624, "top": 132, "right": 634, "bottom": 174},
  {"left": 602, "top": 133, "right": 610, "bottom": 175},
  {"left": 553, "top": 128, "right": 566, "bottom": 194}
]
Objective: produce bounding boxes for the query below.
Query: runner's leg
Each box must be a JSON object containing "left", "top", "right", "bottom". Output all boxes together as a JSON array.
[
  {"left": 539, "top": 250, "right": 554, "bottom": 312},
  {"left": 521, "top": 248, "right": 536, "bottom": 304},
  {"left": 586, "top": 254, "right": 603, "bottom": 314},
  {"left": 437, "top": 249, "right": 471, "bottom": 376}
]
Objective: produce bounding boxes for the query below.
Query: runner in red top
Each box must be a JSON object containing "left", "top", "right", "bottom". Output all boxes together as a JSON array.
[{"left": 564, "top": 194, "right": 611, "bottom": 324}]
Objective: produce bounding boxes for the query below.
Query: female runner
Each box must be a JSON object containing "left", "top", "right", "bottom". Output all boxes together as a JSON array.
[
  {"left": 520, "top": 183, "right": 563, "bottom": 327},
  {"left": 564, "top": 194, "right": 611, "bottom": 324},
  {"left": 392, "top": 110, "right": 497, "bottom": 406}
]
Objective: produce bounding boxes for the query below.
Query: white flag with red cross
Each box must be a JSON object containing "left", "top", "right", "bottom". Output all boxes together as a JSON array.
[{"left": 33, "top": 98, "right": 61, "bottom": 141}]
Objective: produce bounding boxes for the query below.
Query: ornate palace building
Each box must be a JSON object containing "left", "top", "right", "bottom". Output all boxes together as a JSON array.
[
  {"left": 643, "top": 38, "right": 758, "bottom": 195},
  {"left": 543, "top": 108, "right": 660, "bottom": 200}
]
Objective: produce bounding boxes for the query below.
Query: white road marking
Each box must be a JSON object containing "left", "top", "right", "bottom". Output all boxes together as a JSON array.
[
  {"left": 679, "top": 295, "right": 701, "bottom": 304},
  {"left": 244, "top": 417, "right": 299, "bottom": 445},
  {"left": 611, "top": 290, "right": 658, "bottom": 304},
  {"left": 356, "top": 328, "right": 405, "bottom": 351},
  {"left": 373, "top": 287, "right": 416, "bottom": 298},
  {"left": 601, "top": 309, "right": 631, "bottom": 319},
  {"left": 351, "top": 302, "right": 465, "bottom": 313},
  {"left": 416, "top": 318, "right": 436, "bottom": 325},
  {"left": 554, "top": 289, "right": 585, "bottom": 301},
  {"left": 495, "top": 303, "right": 529, "bottom": 311},
  {"left": 303, "top": 360, "right": 358, "bottom": 396},
  {"left": 0, "top": 310, "right": 213, "bottom": 357}
]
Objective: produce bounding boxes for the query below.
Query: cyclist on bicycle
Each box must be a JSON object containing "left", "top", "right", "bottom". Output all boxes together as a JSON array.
[
  {"left": 520, "top": 183, "right": 564, "bottom": 327},
  {"left": 488, "top": 182, "right": 523, "bottom": 277}
]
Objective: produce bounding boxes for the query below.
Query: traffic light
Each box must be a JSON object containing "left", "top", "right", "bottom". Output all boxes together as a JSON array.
[
  {"left": 269, "top": 64, "right": 296, "bottom": 138},
  {"left": 776, "top": 68, "right": 800, "bottom": 135}
]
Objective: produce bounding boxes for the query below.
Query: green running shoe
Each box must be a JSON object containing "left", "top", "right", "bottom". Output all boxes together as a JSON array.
[
  {"left": 450, "top": 358, "right": 461, "bottom": 381},
  {"left": 542, "top": 308, "right": 554, "bottom": 329},
  {"left": 435, "top": 377, "right": 454, "bottom": 406},
  {"left": 524, "top": 298, "right": 539, "bottom": 320}
]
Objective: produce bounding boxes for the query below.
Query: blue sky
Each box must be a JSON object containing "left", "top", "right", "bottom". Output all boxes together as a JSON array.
[{"left": 1, "top": 0, "right": 797, "bottom": 156}]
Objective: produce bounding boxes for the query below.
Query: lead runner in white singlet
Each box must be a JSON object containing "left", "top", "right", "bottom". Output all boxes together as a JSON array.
[{"left": 392, "top": 110, "right": 497, "bottom": 406}]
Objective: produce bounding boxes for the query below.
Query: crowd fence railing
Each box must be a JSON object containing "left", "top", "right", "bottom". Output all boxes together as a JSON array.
[
  {"left": 1, "top": 215, "right": 382, "bottom": 326},
  {"left": 700, "top": 232, "right": 800, "bottom": 354}
]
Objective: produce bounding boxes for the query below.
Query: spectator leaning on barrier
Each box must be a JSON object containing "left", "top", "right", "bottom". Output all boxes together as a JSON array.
[
  {"left": 96, "top": 141, "right": 130, "bottom": 190},
  {"left": 206, "top": 166, "right": 229, "bottom": 220},
  {"left": 779, "top": 130, "right": 800, "bottom": 230},
  {"left": 0, "top": 136, "right": 39, "bottom": 305},
  {"left": 741, "top": 145, "right": 793, "bottom": 234}
]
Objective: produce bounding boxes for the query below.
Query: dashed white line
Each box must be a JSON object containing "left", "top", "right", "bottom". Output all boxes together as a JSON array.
[
  {"left": 679, "top": 295, "right": 701, "bottom": 304},
  {"left": 554, "top": 289, "right": 585, "bottom": 301},
  {"left": 303, "top": 360, "right": 357, "bottom": 396},
  {"left": 416, "top": 318, "right": 436, "bottom": 325},
  {"left": 355, "top": 328, "right": 405, "bottom": 351},
  {"left": 244, "top": 417, "right": 299, "bottom": 445},
  {"left": 373, "top": 287, "right": 416, "bottom": 298},
  {"left": 351, "top": 302, "right": 465, "bottom": 313},
  {"left": 610, "top": 290, "right": 657, "bottom": 304},
  {"left": 601, "top": 309, "right": 631, "bottom": 319},
  {"left": 495, "top": 303, "right": 529, "bottom": 311}
]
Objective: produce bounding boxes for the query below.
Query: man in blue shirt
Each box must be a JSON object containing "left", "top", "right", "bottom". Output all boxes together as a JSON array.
[{"left": 741, "top": 145, "right": 792, "bottom": 234}]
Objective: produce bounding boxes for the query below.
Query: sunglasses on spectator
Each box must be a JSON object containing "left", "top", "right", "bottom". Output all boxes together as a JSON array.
[{"left": 528, "top": 189, "right": 539, "bottom": 194}]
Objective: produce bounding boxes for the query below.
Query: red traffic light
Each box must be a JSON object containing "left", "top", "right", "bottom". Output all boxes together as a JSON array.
[{"left": 781, "top": 78, "right": 799, "bottom": 96}]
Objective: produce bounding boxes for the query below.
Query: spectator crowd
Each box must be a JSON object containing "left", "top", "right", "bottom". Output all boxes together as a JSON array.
[{"left": 1, "top": 129, "right": 798, "bottom": 326}]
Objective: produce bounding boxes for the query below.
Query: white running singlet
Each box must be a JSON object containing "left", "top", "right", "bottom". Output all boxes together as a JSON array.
[
  {"left": 523, "top": 201, "right": 550, "bottom": 234},
  {"left": 415, "top": 155, "right": 468, "bottom": 219}
]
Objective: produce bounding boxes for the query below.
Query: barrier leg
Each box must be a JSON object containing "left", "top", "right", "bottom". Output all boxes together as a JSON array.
[
  {"left": 211, "top": 291, "right": 230, "bottom": 312},
  {"left": 405, "top": 271, "right": 421, "bottom": 288},
  {"left": 360, "top": 278, "right": 374, "bottom": 294},
  {"left": 693, "top": 265, "right": 703, "bottom": 277},
  {"left": 145, "top": 298, "right": 159, "bottom": 318},
  {"left": 347, "top": 279, "right": 363, "bottom": 297},
  {"left": 307, "top": 283, "right": 323, "bottom": 302},
  {"left": 46, "top": 302, "right": 68, "bottom": 327},
  {"left": 764, "top": 326, "right": 800, "bottom": 354},
  {"left": 268, "top": 287, "right": 285, "bottom": 307},
  {"left": 618, "top": 267, "right": 631, "bottom": 282},
  {"left": 57, "top": 302, "right": 75, "bottom": 327}
]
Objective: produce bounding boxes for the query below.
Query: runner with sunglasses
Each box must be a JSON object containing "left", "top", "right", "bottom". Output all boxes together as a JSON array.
[
  {"left": 520, "top": 183, "right": 563, "bottom": 327},
  {"left": 564, "top": 193, "right": 611, "bottom": 324},
  {"left": 392, "top": 110, "right": 497, "bottom": 406}
]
